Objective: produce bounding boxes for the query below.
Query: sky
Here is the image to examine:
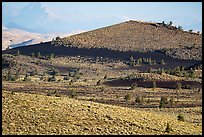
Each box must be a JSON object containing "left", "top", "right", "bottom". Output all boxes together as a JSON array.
[{"left": 2, "top": 2, "right": 202, "bottom": 34}]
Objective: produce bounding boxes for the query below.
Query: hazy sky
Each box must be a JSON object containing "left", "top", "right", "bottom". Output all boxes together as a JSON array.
[{"left": 2, "top": 2, "right": 202, "bottom": 33}]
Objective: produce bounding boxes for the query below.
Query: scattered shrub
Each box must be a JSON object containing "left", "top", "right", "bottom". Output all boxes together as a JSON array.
[
  {"left": 70, "top": 90, "right": 77, "bottom": 98},
  {"left": 169, "top": 97, "right": 174, "bottom": 106},
  {"left": 152, "top": 81, "right": 156, "bottom": 91},
  {"left": 103, "top": 75, "right": 107, "bottom": 79},
  {"left": 97, "top": 80, "right": 101, "bottom": 86},
  {"left": 16, "top": 50, "right": 20, "bottom": 56},
  {"left": 55, "top": 94, "right": 61, "bottom": 97},
  {"left": 175, "top": 82, "right": 182, "bottom": 90},
  {"left": 161, "top": 59, "right": 165, "bottom": 65},
  {"left": 177, "top": 114, "right": 184, "bottom": 122},
  {"left": 37, "top": 52, "right": 42, "bottom": 58},
  {"left": 184, "top": 84, "right": 191, "bottom": 89},
  {"left": 11, "top": 91, "right": 15, "bottom": 95},
  {"left": 31, "top": 52, "right": 35, "bottom": 57},
  {"left": 23, "top": 74, "right": 31, "bottom": 82},
  {"left": 47, "top": 93, "right": 52, "bottom": 96},
  {"left": 131, "top": 83, "right": 138, "bottom": 90},
  {"left": 165, "top": 123, "right": 172, "bottom": 133},
  {"left": 159, "top": 96, "right": 168, "bottom": 108},
  {"left": 135, "top": 96, "right": 143, "bottom": 104},
  {"left": 124, "top": 94, "right": 131, "bottom": 102}
]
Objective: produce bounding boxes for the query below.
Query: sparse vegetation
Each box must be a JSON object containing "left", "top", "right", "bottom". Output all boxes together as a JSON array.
[
  {"left": 124, "top": 94, "right": 131, "bottom": 102},
  {"left": 175, "top": 82, "right": 182, "bottom": 90},
  {"left": 131, "top": 83, "right": 138, "bottom": 90},
  {"left": 135, "top": 96, "right": 143, "bottom": 104},
  {"left": 165, "top": 123, "right": 172, "bottom": 133},
  {"left": 177, "top": 114, "right": 184, "bottom": 122},
  {"left": 159, "top": 96, "right": 168, "bottom": 108},
  {"left": 2, "top": 20, "right": 202, "bottom": 135},
  {"left": 152, "top": 81, "right": 156, "bottom": 91},
  {"left": 97, "top": 80, "right": 101, "bottom": 86}
]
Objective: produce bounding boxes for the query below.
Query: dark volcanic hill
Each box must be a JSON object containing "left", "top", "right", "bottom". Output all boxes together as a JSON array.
[{"left": 63, "top": 20, "right": 202, "bottom": 60}]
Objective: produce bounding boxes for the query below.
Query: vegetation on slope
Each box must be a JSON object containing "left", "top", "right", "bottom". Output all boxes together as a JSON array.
[
  {"left": 61, "top": 20, "right": 202, "bottom": 60},
  {"left": 2, "top": 90, "right": 202, "bottom": 135}
]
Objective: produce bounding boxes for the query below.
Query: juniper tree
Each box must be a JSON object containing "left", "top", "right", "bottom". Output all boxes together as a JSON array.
[
  {"left": 161, "top": 59, "right": 165, "bottom": 65},
  {"left": 31, "top": 52, "right": 35, "bottom": 57},
  {"left": 165, "top": 123, "right": 172, "bottom": 133},
  {"left": 37, "top": 52, "right": 41, "bottom": 58},
  {"left": 152, "top": 81, "right": 156, "bottom": 91},
  {"left": 16, "top": 50, "right": 20, "bottom": 56},
  {"left": 124, "top": 94, "right": 131, "bottom": 102},
  {"left": 129, "top": 56, "right": 134, "bottom": 66}
]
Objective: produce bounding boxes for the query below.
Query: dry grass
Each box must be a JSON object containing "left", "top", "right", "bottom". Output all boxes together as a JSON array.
[{"left": 2, "top": 90, "right": 202, "bottom": 135}]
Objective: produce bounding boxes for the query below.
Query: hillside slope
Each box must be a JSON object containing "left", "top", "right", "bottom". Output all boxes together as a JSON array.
[
  {"left": 63, "top": 20, "right": 202, "bottom": 60},
  {"left": 2, "top": 90, "right": 202, "bottom": 135}
]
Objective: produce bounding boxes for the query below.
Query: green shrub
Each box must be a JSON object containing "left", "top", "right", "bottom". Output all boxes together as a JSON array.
[
  {"left": 175, "top": 82, "right": 182, "bottom": 90},
  {"left": 70, "top": 90, "right": 76, "bottom": 98},
  {"left": 131, "top": 83, "right": 138, "bottom": 90},
  {"left": 124, "top": 94, "right": 131, "bottom": 102},
  {"left": 16, "top": 50, "right": 20, "bottom": 56},
  {"left": 169, "top": 97, "right": 174, "bottom": 106},
  {"left": 55, "top": 94, "right": 61, "bottom": 97},
  {"left": 31, "top": 52, "right": 35, "bottom": 57},
  {"left": 135, "top": 96, "right": 143, "bottom": 104},
  {"left": 37, "top": 52, "right": 41, "bottom": 58},
  {"left": 11, "top": 91, "right": 15, "bottom": 95},
  {"left": 23, "top": 74, "right": 31, "bottom": 82},
  {"left": 165, "top": 123, "right": 172, "bottom": 133},
  {"left": 177, "top": 114, "right": 184, "bottom": 122},
  {"left": 97, "top": 80, "right": 101, "bottom": 86},
  {"left": 63, "top": 75, "right": 69, "bottom": 80},
  {"left": 47, "top": 93, "right": 52, "bottom": 96},
  {"left": 159, "top": 96, "right": 168, "bottom": 108},
  {"left": 103, "top": 75, "right": 107, "bottom": 79},
  {"left": 152, "top": 81, "right": 156, "bottom": 90}
]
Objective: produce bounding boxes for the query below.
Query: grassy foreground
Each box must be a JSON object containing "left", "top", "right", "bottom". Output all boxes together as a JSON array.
[{"left": 2, "top": 90, "right": 202, "bottom": 135}]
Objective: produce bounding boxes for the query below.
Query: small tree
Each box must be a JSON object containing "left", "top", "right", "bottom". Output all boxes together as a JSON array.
[
  {"left": 189, "top": 29, "right": 193, "bottom": 33},
  {"left": 51, "top": 38, "right": 55, "bottom": 45},
  {"left": 16, "top": 50, "right": 20, "bottom": 56},
  {"left": 178, "top": 26, "right": 183, "bottom": 30},
  {"left": 175, "top": 82, "right": 182, "bottom": 90},
  {"left": 159, "top": 96, "right": 168, "bottom": 108},
  {"left": 129, "top": 56, "right": 134, "bottom": 66},
  {"left": 135, "top": 96, "right": 143, "bottom": 104},
  {"left": 131, "top": 83, "right": 138, "bottom": 90},
  {"left": 50, "top": 53, "right": 54, "bottom": 59},
  {"left": 152, "top": 81, "right": 156, "bottom": 91},
  {"left": 70, "top": 90, "right": 77, "bottom": 98},
  {"left": 169, "top": 21, "right": 173, "bottom": 26},
  {"left": 177, "top": 114, "right": 184, "bottom": 122},
  {"left": 11, "top": 91, "right": 15, "bottom": 95},
  {"left": 23, "top": 74, "right": 30, "bottom": 82},
  {"left": 161, "top": 59, "right": 165, "bottom": 65},
  {"left": 97, "top": 80, "right": 101, "bottom": 86},
  {"left": 37, "top": 52, "right": 41, "bottom": 58},
  {"left": 124, "top": 94, "right": 131, "bottom": 102},
  {"left": 31, "top": 52, "right": 35, "bottom": 57},
  {"left": 103, "top": 75, "right": 107, "bottom": 79},
  {"left": 169, "top": 97, "right": 174, "bottom": 107},
  {"left": 165, "top": 123, "right": 172, "bottom": 133},
  {"left": 162, "top": 21, "right": 165, "bottom": 26}
]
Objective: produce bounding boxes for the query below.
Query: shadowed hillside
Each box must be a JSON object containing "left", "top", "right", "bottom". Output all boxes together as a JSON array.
[{"left": 2, "top": 42, "right": 201, "bottom": 71}]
